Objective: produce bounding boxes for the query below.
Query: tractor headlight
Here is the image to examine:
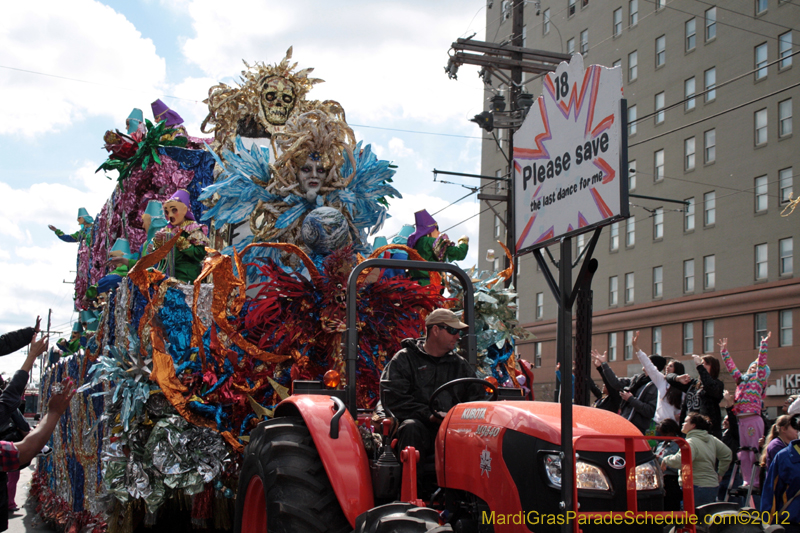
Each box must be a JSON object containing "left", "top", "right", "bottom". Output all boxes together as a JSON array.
[
  {"left": 635, "top": 460, "right": 662, "bottom": 490},
  {"left": 543, "top": 454, "right": 611, "bottom": 491}
]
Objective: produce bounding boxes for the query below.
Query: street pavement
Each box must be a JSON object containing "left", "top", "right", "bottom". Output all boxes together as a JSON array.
[{"left": 7, "top": 460, "right": 51, "bottom": 533}]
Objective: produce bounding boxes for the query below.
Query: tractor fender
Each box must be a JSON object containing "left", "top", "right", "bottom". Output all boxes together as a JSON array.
[{"left": 275, "top": 395, "right": 374, "bottom": 527}]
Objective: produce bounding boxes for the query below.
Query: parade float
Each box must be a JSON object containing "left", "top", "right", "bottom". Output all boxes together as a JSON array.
[{"left": 34, "top": 48, "right": 531, "bottom": 532}]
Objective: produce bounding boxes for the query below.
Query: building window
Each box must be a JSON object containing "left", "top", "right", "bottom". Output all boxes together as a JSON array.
[
  {"left": 613, "top": 58, "right": 621, "bottom": 68},
  {"left": 654, "top": 208, "right": 664, "bottom": 240},
  {"left": 704, "top": 255, "right": 716, "bottom": 289},
  {"left": 608, "top": 332, "right": 617, "bottom": 361},
  {"left": 495, "top": 169, "right": 505, "bottom": 193},
  {"left": 685, "top": 77, "right": 696, "bottom": 111},
  {"left": 683, "top": 322, "right": 694, "bottom": 354},
  {"left": 567, "top": 38, "right": 575, "bottom": 55},
  {"left": 628, "top": 50, "right": 638, "bottom": 81},
  {"left": 755, "top": 243, "right": 768, "bottom": 280},
  {"left": 704, "top": 191, "right": 716, "bottom": 226},
  {"left": 705, "top": 67, "right": 716, "bottom": 102},
  {"left": 755, "top": 108, "right": 768, "bottom": 146},
  {"left": 780, "top": 167, "right": 793, "bottom": 205},
  {"left": 779, "top": 31, "right": 792, "bottom": 69},
  {"left": 684, "top": 259, "right": 695, "bottom": 293},
  {"left": 625, "top": 272, "right": 634, "bottom": 303},
  {"left": 628, "top": 105, "right": 637, "bottom": 135},
  {"left": 609, "top": 275, "right": 619, "bottom": 306},
  {"left": 780, "top": 237, "right": 793, "bottom": 275},
  {"left": 577, "top": 233, "right": 586, "bottom": 255},
  {"left": 495, "top": 215, "right": 502, "bottom": 237},
  {"left": 686, "top": 18, "right": 696, "bottom": 51},
  {"left": 629, "top": 0, "right": 638, "bottom": 26},
  {"left": 756, "top": 0, "right": 768, "bottom": 14},
  {"left": 654, "top": 149, "right": 664, "bottom": 182},
  {"left": 626, "top": 217, "right": 635, "bottom": 247},
  {"left": 625, "top": 330, "right": 634, "bottom": 360},
  {"left": 755, "top": 43, "right": 768, "bottom": 80},
  {"left": 652, "top": 326, "right": 662, "bottom": 355},
  {"left": 610, "top": 222, "right": 619, "bottom": 251},
  {"left": 613, "top": 8, "right": 622, "bottom": 36},
  {"left": 582, "top": 0, "right": 589, "bottom": 7},
  {"left": 569, "top": 0, "right": 577, "bottom": 16},
  {"left": 656, "top": 0, "right": 665, "bottom": 10},
  {"left": 522, "top": 24, "right": 527, "bottom": 47},
  {"left": 536, "top": 292, "right": 544, "bottom": 319},
  {"left": 755, "top": 176, "right": 768, "bottom": 212},
  {"left": 685, "top": 197, "right": 695, "bottom": 231},
  {"left": 581, "top": 29, "right": 588, "bottom": 54},
  {"left": 780, "top": 310, "right": 793, "bottom": 346},
  {"left": 534, "top": 342, "right": 543, "bottom": 367},
  {"left": 755, "top": 312, "right": 767, "bottom": 348},
  {"left": 779, "top": 99, "right": 792, "bottom": 137},
  {"left": 656, "top": 35, "right": 666, "bottom": 67},
  {"left": 703, "top": 320, "right": 715, "bottom": 353},
  {"left": 704, "top": 129, "right": 716, "bottom": 163},
  {"left": 705, "top": 7, "right": 716, "bottom": 41},
  {"left": 655, "top": 92, "right": 665, "bottom": 124},
  {"left": 629, "top": 160, "right": 637, "bottom": 190},
  {"left": 543, "top": 8, "right": 550, "bottom": 34},
  {"left": 653, "top": 266, "right": 663, "bottom": 298},
  {"left": 685, "top": 137, "right": 696, "bottom": 170}
]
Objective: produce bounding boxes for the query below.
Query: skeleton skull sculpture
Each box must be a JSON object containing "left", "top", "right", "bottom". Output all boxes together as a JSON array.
[{"left": 259, "top": 76, "right": 297, "bottom": 126}]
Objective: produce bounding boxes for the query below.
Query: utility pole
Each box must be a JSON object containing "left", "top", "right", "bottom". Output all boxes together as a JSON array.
[{"left": 447, "top": 7, "right": 569, "bottom": 285}]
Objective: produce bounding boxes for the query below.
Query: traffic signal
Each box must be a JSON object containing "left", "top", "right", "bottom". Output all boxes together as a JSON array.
[{"left": 471, "top": 111, "right": 494, "bottom": 132}]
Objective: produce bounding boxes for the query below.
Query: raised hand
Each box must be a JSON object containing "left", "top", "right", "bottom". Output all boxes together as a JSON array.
[
  {"left": 762, "top": 331, "right": 772, "bottom": 344},
  {"left": 692, "top": 354, "right": 703, "bottom": 367},
  {"left": 632, "top": 330, "right": 640, "bottom": 354},
  {"left": 677, "top": 374, "right": 692, "bottom": 385},
  {"left": 718, "top": 338, "right": 727, "bottom": 353}
]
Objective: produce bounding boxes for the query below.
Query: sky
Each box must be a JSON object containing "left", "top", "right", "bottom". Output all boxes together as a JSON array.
[{"left": 0, "top": 0, "right": 493, "bottom": 380}]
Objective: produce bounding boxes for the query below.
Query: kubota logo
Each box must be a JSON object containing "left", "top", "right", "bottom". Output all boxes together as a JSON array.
[
  {"left": 608, "top": 456, "right": 626, "bottom": 469},
  {"left": 461, "top": 408, "right": 487, "bottom": 420}
]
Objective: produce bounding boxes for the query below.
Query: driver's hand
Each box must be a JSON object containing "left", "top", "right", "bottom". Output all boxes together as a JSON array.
[{"left": 429, "top": 411, "right": 447, "bottom": 424}]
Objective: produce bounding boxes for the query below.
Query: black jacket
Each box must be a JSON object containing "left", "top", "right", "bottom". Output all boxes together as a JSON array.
[
  {"left": 592, "top": 365, "right": 622, "bottom": 413},
  {"left": 0, "top": 327, "right": 34, "bottom": 357},
  {"left": 381, "top": 338, "right": 477, "bottom": 423},
  {"left": 666, "top": 364, "right": 724, "bottom": 438},
  {"left": 599, "top": 363, "right": 657, "bottom": 434}
]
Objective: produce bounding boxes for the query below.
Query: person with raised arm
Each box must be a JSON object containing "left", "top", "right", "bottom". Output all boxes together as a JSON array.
[
  {"left": 719, "top": 333, "right": 771, "bottom": 488},
  {"left": 632, "top": 331, "right": 684, "bottom": 425},
  {"left": 666, "top": 352, "right": 724, "bottom": 438},
  {"left": 592, "top": 347, "right": 658, "bottom": 434}
]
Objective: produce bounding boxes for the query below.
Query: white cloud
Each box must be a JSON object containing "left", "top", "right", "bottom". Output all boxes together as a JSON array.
[
  {"left": 178, "top": 0, "right": 487, "bottom": 127},
  {"left": 388, "top": 137, "right": 415, "bottom": 159},
  {"left": 0, "top": 0, "right": 167, "bottom": 136},
  {"left": 0, "top": 162, "right": 116, "bottom": 242}
]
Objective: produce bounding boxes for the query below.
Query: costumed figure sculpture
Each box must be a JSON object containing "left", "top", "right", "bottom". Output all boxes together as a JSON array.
[
  {"left": 407, "top": 209, "right": 469, "bottom": 285},
  {"left": 201, "top": 46, "right": 325, "bottom": 153},
  {"left": 48, "top": 208, "right": 93, "bottom": 245},
  {"left": 201, "top": 110, "right": 399, "bottom": 278},
  {"left": 148, "top": 189, "right": 209, "bottom": 283}
]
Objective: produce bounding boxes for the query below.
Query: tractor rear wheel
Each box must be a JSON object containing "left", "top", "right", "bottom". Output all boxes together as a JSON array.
[
  {"left": 234, "top": 416, "right": 350, "bottom": 533},
  {"left": 355, "top": 502, "right": 453, "bottom": 533}
]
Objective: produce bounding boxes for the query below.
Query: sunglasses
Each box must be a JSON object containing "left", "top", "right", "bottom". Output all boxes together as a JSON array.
[{"left": 437, "top": 324, "right": 465, "bottom": 337}]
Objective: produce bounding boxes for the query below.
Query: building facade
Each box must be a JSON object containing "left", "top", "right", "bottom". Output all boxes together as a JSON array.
[{"left": 477, "top": 0, "right": 799, "bottom": 415}]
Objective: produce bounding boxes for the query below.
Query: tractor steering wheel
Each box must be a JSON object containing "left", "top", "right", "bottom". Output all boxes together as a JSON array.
[{"left": 428, "top": 377, "right": 499, "bottom": 416}]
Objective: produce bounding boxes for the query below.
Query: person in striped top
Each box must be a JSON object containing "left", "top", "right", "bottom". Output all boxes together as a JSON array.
[{"left": 720, "top": 332, "right": 771, "bottom": 488}]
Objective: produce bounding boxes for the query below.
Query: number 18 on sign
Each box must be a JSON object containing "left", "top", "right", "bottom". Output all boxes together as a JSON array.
[{"left": 513, "top": 54, "right": 629, "bottom": 254}]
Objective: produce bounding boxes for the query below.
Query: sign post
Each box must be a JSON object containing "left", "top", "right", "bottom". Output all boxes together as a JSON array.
[{"left": 513, "top": 55, "right": 628, "bottom": 531}]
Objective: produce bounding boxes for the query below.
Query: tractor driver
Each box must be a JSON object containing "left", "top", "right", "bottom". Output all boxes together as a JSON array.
[{"left": 380, "top": 308, "right": 479, "bottom": 461}]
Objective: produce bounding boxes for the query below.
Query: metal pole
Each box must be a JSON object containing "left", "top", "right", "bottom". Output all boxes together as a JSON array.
[
  {"left": 507, "top": 0, "right": 524, "bottom": 287},
  {"left": 558, "top": 237, "right": 573, "bottom": 532},
  {"left": 574, "top": 259, "right": 597, "bottom": 406}
]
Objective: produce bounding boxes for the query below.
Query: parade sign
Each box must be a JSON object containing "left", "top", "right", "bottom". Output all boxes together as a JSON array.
[{"left": 514, "top": 54, "right": 628, "bottom": 254}]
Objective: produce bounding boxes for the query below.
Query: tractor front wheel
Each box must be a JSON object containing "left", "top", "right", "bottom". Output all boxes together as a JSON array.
[
  {"left": 355, "top": 502, "right": 453, "bottom": 533},
  {"left": 234, "top": 416, "right": 350, "bottom": 533}
]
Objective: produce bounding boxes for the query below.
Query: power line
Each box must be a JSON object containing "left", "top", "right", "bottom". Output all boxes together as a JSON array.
[
  {"left": 629, "top": 80, "right": 800, "bottom": 148},
  {"left": 631, "top": 48, "right": 800, "bottom": 126}
]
